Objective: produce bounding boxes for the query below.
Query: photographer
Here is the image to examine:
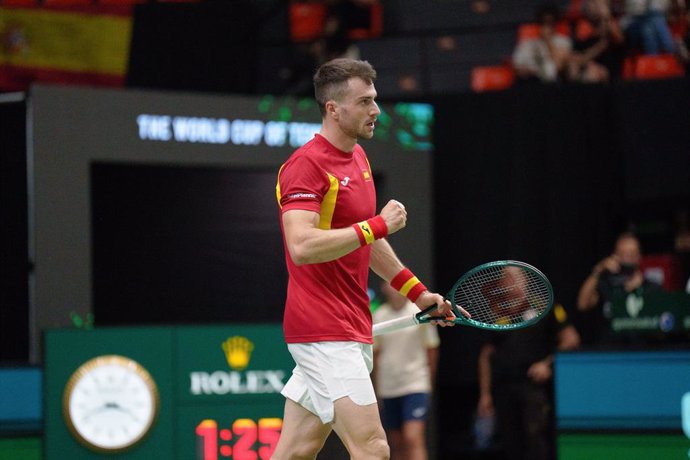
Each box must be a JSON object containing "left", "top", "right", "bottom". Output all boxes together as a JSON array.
[{"left": 577, "top": 232, "right": 661, "bottom": 346}]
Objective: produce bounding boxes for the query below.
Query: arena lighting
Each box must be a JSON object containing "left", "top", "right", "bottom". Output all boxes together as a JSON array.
[{"left": 136, "top": 114, "right": 320, "bottom": 148}]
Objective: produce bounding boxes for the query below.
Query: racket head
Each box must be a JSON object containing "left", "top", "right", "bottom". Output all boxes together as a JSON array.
[{"left": 446, "top": 260, "right": 554, "bottom": 330}]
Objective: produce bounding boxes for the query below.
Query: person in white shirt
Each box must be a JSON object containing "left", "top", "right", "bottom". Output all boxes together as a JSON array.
[
  {"left": 373, "top": 282, "right": 440, "bottom": 460},
  {"left": 513, "top": 4, "right": 573, "bottom": 83}
]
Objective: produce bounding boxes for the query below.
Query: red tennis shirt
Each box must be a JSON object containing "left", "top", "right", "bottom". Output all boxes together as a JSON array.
[{"left": 276, "top": 134, "right": 377, "bottom": 344}]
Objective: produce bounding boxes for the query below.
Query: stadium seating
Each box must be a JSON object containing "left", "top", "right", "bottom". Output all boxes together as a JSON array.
[
  {"left": 623, "top": 54, "right": 686, "bottom": 80},
  {"left": 471, "top": 65, "right": 515, "bottom": 92}
]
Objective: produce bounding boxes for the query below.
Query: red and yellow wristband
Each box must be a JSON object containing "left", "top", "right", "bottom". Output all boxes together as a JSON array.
[
  {"left": 352, "top": 215, "right": 388, "bottom": 246},
  {"left": 390, "top": 267, "right": 427, "bottom": 303}
]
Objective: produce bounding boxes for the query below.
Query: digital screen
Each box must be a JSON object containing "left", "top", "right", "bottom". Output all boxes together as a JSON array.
[
  {"left": 133, "top": 96, "right": 434, "bottom": 152},
  {"left": 196, "top": 418, "right": 282, "bottom": 459}
]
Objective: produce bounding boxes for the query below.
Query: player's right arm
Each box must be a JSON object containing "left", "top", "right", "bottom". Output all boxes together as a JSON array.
[
  {"left": 282, "top": 200, "right": 407, "bottom": 266},
  {"left": 282, "top": 209, "right": 364, "bottom": 265}
]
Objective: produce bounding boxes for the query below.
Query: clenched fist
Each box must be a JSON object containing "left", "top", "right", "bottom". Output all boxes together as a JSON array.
[{"left": 379, "top": 199, "right": 407, "bottom": 235}]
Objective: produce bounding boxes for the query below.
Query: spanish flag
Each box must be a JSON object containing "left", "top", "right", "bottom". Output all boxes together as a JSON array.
[{"left": 0, "top": 5, "right": 132, "bottom": 91}]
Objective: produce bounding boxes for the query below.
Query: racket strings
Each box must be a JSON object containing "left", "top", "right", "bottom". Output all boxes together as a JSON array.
[{"left": 453, "top": 265, "right": 551, "bottom": 327}]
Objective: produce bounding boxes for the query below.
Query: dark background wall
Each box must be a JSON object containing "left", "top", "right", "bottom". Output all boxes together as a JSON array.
[
  {"left": 431, "top": 78, "right": 690, "bottom": 457},
  {"left": 0, "top": 96, "right": 29, "bottom": 363}
]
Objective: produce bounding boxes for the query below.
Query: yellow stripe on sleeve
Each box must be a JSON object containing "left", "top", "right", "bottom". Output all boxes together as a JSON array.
[
  {"left": 318, "top": 173, "right": 339, "bottom": 230},
  {"left": 275, "top": 164, "right": 285, "bottom": 209}
]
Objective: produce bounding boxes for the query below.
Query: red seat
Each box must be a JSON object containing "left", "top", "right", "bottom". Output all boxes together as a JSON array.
[
  {"left": 622, "top": 56, "right": 637, "bottom": 80},
  {"left": 471, "top": 65, "right": 515, "bottom": 92},
  {"left": 575, "top": 18, "right": 596, "bottom": 41},
  {"left": 633, "top": 54, "right": 686, "bottom": 79},
  {"left": 289, "top": 1, "right": 327, "bottom": 43},
  {"left": 289, "top": 1, "right": 383, "bottom": 43},
  {"left": 517, "top": 21, "right": 571, "bottom": 43},
  {"left": 347, "top": 1, "right": 383, "bottom": 40}
]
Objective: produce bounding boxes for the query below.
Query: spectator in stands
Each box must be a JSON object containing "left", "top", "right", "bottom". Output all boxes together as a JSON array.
[
  {"left": 281, "top": 0, "right": 367, "bottom": 96},
  {"left": 568, "top": 0, "right": 626, "bottom": 82},
  {"left": 322, "top": 0, "right": 376, "bottom": 59},
  {"left": 476, "top": 302, "right": 580, "bottom": 460},
  {"left": 619, "top": 0, "right": 689, "bottom": 62},
  {"left": 576, "top": 231, "right": 662, "bottom": 345},
  {"left": 513, "top": 4, "right": 573, "bottom": 84}
]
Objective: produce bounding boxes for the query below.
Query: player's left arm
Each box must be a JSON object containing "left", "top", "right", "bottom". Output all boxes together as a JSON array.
[
  {"left": 369, "top": 239, "right": 453, "bottom": 318},
  {"left": 369, "top": 238, "right": 405, "bottom": 281}
]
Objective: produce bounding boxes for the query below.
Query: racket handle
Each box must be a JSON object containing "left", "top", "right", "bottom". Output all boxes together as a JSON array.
[{"left": 372, "top": 315, "right": 420, "bottom": 337}]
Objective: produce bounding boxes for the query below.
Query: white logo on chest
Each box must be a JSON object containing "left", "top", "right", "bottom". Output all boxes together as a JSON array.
[{"left": 340, "top": 176, "right": 350, "bottom": 186}]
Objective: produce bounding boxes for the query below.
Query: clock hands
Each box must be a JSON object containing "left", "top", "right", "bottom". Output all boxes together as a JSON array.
[
  {"left": 81, "top": 404, "right": 111, "bottom": 422},
  {"left": 81, "top": 401, "right": 141, "bottom": 423},
  {"left": 109, "top": 402, "right": 142, "bottom": 422}
]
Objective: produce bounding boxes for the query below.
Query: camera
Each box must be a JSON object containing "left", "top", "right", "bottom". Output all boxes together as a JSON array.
[
  {"left": 603, "top": 263, "right": 638, "bottom": 286},
  {"left": 619, "top": 263, "right": 638, "bottom": 276}
]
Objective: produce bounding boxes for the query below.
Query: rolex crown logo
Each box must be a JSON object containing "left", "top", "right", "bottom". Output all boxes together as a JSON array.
[{"left": 221, "top": 336, "right": 255, "bottom": 370}]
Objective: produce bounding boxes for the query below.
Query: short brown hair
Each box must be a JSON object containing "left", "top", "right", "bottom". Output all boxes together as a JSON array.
[{"left": 313, "top": 58, "right": 377, "bottom": 116}]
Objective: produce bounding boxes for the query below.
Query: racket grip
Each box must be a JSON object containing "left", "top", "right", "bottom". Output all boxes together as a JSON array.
[{"left": 372, "top": 315, "right": 420, "bottom": 337}]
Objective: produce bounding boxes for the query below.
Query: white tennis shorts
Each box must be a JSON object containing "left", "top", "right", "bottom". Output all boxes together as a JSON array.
[{"left": 281, "top": 341, "right": 376, "bottom": 424}]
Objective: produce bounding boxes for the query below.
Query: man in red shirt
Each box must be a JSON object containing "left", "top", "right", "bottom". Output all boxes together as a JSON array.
[{"left": 273, "top": 58, "right": 459, "bottom": 459}]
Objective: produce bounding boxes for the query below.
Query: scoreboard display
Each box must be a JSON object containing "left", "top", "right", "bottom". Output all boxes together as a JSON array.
[{"left": 44, "top": 324, "right": 293, "bottom": 459}]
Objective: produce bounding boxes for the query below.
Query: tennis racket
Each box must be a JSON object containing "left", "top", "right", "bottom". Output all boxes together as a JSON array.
[{"left": 373, "top": 260, "right": 554, "bottom": 336}]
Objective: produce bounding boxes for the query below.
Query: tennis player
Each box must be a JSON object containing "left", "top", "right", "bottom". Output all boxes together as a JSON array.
[{"left": 273, "top": 58, "right": 458, "bottom": 459}]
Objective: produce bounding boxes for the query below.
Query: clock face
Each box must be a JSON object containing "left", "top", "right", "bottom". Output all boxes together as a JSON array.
[{"left": 63, "top": 355, "right": 159, "bottom": 452}]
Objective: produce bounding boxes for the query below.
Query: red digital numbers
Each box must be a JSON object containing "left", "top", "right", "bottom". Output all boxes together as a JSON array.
[
  {"left": 196, "top": 418, "right": 283, "bottom": 460},
  {"left": 232, "top": 419, "right": 257, "bottom": 460},
  {"left": 257, "top": 418, "right": 282, "bottom": 460}
]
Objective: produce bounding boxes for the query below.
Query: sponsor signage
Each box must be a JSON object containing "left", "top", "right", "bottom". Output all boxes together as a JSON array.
[
  {"left": 175, "top": 325, "right": 292, "bottom": 403},
  {"left": 609, "top": 291, "right": 690, "bottom": 334},
  {"left": 174, "top": 325, "right": 292, "bottom": 459}
]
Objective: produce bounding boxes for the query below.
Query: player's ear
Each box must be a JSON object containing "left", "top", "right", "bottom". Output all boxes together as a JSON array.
[{"left": 325, "top": 100, "right": 339, "bottom": 120}]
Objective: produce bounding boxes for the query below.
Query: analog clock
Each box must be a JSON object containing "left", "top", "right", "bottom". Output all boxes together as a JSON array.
[{"left": 63, "top": 355, "right": 160, "bottom": 453}]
